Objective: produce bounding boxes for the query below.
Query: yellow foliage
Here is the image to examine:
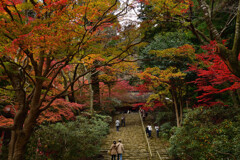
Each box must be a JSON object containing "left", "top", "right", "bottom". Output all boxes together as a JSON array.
[
  {"left": 146, "top": 94, "right": 160, "bottom": 104},
  {"left": 150, "top": 44, "right": 195, "bottom": 59},
  {"left": 149, "top": 0, "right": 192, "bottom": 20}
]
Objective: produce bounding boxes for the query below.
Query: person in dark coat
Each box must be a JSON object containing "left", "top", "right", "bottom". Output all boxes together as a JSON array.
[
  {"left": 146, "top": 126, "right": 149, "bottom": 136},
  {"left": 121, "top": 114, "right": 125, "bottom": 127}
]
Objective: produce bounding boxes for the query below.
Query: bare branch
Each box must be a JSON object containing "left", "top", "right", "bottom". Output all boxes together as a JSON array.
[{"left": 220, "top": 13, "right": 237, "bottom": 37}]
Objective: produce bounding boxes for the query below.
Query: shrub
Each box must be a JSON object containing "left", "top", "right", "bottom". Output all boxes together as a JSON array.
[
  {"left": 159, "top": 122, "right": 173, "bottom": 139},
  {"left": 154, "top": 110, "right": 175, "bottom": 138},
  {"left": 169, "top": 106, "right": 240, "bottom": 160},
  {"left": 26, "top": 114, "right": 111, "bottom": 160}
]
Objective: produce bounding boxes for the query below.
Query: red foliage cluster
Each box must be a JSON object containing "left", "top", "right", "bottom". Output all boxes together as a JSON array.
[
  {"left": 133, "top": 101, "right": 164, "bottom": 112},
  {"left": 38, "top": 98, "right": 85, "bottom": 123},
  {"left": 135, "top": 84, "right": 150, "bottom": 95},
  {"left": 136, "top": 0, "right": 149, "bottom": 5},
  {"left": 0, "top": 99, "right": 85, "bottom": 126},
  {"left": 134, "top": 78, "right": 163, "bottom": 110},
  {"left": 188, "top": 41, "right": 240, "bottom": 106},
  {"left": 0, "top": 116, "right": 14, "bottom": 127}
]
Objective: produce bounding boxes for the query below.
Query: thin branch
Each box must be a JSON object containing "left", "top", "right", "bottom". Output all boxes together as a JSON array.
[
  {"left": 107, "top": 40, "right": 142, "bottom": 65},
  {"left": 38, "top": 51, "right": 45, "bottom": 76},
  {"left": 3, "top": 59, "right": 36, "bottom": 85},
  {"left": 11, "top": 1, "right": 23, "bottom": 24},
  {"left": 0, "top": 86, "right": 18, "bottom": 91},
  {"left": 0, "top": 126, "right": 15, "bottom": 131},
  {"left": 220, "top": 13, "right": 237, "bottom": 37},
  {"left": 3, "top": 33, "right": 14, "bottom": 41},
  {"left": 22, "top": 49, "right": 38, "bottom": 76},
  {"left": 29, "top": 0, "right": 37, "bottom": 6},
  {"left": 45, "top": 57, "right": 68, "bottom": 78},
  {"left": 195, "top": 28, "right": 211, "bottom": 42},
  {"left": 39, "top": 68, "right": 92, "bottom": 112},
  {"left": 2, "top": 5, "right": 14, "bottom": 21},
  {"left": 43, "top": 55, "right": 53, "bottom": 77},
  {"left": 39, "top": 63, "right": 67, "bottom": 106},
  {"left": 40, "top": 40, "right": 142, "bottom": 111},
  {"left": 214, "top": 150, "right": 237, "bottom": 160},
  {"left": 87, "top": 0, "right": 118, "bottom": 34}
]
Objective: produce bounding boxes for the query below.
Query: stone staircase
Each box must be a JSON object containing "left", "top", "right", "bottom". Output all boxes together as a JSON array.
[
  {"left": 148, "top": 137, "right": 170, "bottom": 160},
  {"left": 143, "top": 116, "right": 171, "bottom": 160},
  {"left": 99, "top": 112, "right": 150, "bottom": 160},
  {"left": 99, "top": 112, "right": 171, "bottom": 160}
]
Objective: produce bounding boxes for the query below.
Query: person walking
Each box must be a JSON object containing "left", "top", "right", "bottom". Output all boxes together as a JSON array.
[
  {"left": 115, "top": 119, "right": 120, "bottom": 131},
  {"left": 116, "top": 139, "right": 124, "bottom": 160},
  {"left": 147, "top": 125, "right": 152, "bottom": 138},
  {"left": 139, "top": 108, "right": 142, "bottom": 116},
  {"left": 121, "top": 114, "right": 125, "bottom": 127},
  {"left": 155, "top": 125, "right": 160, "bottom": 138},
  {"left": 142, "top": 109, "right": 146, "bottom": 121},
  {"left": 109, "top": 141, "right": 118, "bottom": 160},
  {"left": 146, "top": 126, "right": 149, "bottom": 137}
]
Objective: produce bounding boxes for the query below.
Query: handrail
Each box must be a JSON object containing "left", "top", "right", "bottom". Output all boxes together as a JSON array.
[
  {"left": 138, "top": 110, "right": 153, "bottom": 158},
  {"left": 156, "top": 151, "right": 163, "bottom": 160}
]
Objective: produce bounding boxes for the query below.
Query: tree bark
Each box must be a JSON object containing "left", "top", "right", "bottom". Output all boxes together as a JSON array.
[
  {"left": 61, "top": 70, "right": 70, "bottom": 101},
  {"left": 229, "top": 90, "right": 239, "bottom": 107},
  {"left": 197, "top": 0, "right": 221, "bottom": 41},
  {"left": 70, "top": 64, "right": 80, "bottom": 102},
  {"left": 178, "top": 87, "right": 184, "bottom": 125},
  {"left": 108, "top": 84, "right": 111, "bottom": 98},
  {"left": 89, "top": 83, "right": 94, "bottom": 115},
  {"left": 171, "top": 89, "right": 180, "bottom": 127},
  {"left": 91, "top": 70, "right": 100, "bottom": 110}
]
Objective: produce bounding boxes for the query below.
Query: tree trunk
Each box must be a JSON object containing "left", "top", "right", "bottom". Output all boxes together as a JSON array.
[
  {"left": 171, "top": 89, "right": 180, "bottom": 127},
  {"left": 91, "top": 71, "right": 100, "bottom": 110},
  {"left": 83, "top": 64, "right": 94, "bottom": 115},
  {"left": 5, "top": 64, "right": 29, "bottom": 160},
  {"left": 8, "top": 108, "right": 41, "bottom": 160},
  {"left": 8, "top": 130, "right": 28, "bottom": 160},
  {"left": 6, "top": 68, "right": 43, "bottom": 160},
  {"left": 86, "top": 74, "right": 94, "bottom": 115},
  {"left": 178, "top": 88, "right": 183, "bottom": 125},
  {"left": 236, "top": 89, "right": 240, "bottom": 103},
  {"left": 108, "top": 84, "right": 111, "bottom": 98},
  {"left": 70, "top": 64, "right": 80, "bottom": 103},
  {"left": 89, "top": 83, "right": 94, "bottom": 115},
  {"left": 61, "top": 70, "right": 70, "bottom": 101},
  {"left": 229, "top": 90, "right": 239, "bottom": 107}
]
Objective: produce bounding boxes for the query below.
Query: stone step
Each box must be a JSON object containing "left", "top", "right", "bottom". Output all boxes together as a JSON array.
[
  {"left": 143, "top": 115, "right": 171, "bottom": 160},
  {"left": 100, "top": 113, "right": 171, "bottom": 160}
]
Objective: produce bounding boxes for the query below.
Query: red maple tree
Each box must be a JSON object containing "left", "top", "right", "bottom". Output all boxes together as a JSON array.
[{"left": 188, "top": 41, "right": 240, "bottom": 106}]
